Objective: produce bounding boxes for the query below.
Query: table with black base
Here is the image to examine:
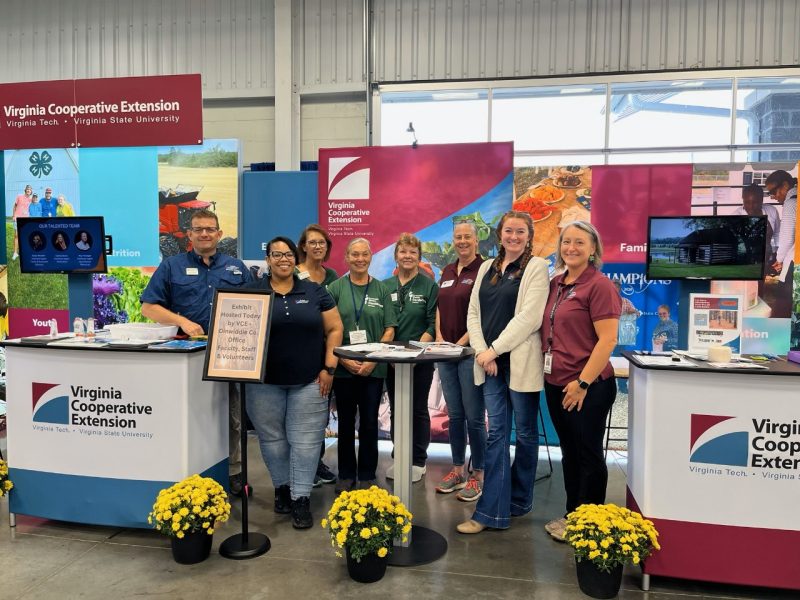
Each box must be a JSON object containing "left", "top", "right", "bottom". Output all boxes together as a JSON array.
[{"left": 334, "top": 343, "right": 473, "bottom": 566}]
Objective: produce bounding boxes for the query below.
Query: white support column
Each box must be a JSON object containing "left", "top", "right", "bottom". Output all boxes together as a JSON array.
[{"left": 274, "top": 0, "right": 299, "bottom": 170}]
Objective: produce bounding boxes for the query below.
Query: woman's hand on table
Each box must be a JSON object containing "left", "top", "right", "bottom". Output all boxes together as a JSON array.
[{"left": 562, "top": 381, "right": 588, "bottom": 412}]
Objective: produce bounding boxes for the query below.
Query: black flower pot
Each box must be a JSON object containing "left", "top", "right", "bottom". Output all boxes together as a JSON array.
[
  {"left": 171, "top": 530, "right": 213, "bottom": 565},
  {"left": 575, "top": 558, "right": 623, "bottom": 599},
  {"left": 346, "top": 548, "right": 389, "bottom": 583}
]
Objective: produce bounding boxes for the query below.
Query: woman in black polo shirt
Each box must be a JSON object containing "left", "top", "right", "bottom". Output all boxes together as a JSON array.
[{"left": 245, "top": 236, "right": 343, "bottom": 529}]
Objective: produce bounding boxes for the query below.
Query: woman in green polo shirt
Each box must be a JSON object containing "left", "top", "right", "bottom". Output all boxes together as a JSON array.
[
  {"left": 384, "top": 233, "right": 439, "bottom": 483},
  {"left": 327, "top": 238, "right": 397, "bottom": 492},
  {"left": 296, "top": 223, "right": 339, "bottom": 487},
  {"left": 296, "top": 223, "right": 339, "bottom": 286}
]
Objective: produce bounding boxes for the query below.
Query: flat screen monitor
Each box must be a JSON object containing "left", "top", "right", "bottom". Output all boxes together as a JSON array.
[
  {"left": 17, "top": 216, "right": 108, "bottom": 274},
  {"left": 646, "top": 215, "right": 767, "bottom": 281}
]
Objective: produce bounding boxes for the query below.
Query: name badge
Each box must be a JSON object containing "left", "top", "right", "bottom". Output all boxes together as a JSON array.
[
  {"left": 350, "top": 329, "right": 368, "bottom": 344},
  {"left": 440, "top": 280, "right": 454, "bottom": 288},
  {"left": 543, "top": 351, "right": 553, "bottom": 375},
  {"left": 185, "top": 268, "right": 199, "bottom": 275},
  {"left": 390, "top": 292, "right": 398, "bottom": 301},
  {"left": 297, "top": 270, "right": 310, "bottom": 280}
]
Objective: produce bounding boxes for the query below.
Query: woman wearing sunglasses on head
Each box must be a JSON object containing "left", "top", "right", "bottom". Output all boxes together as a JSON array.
[
  {"left": 541, "top": 221, "right": 620, "bottom": 543},
  {"left": 296, "top": 224, "right": 340, "bottom": 487},
  {"left": 244, "top": 236, "right": 344, "bottom": 530},
  {"left": 383, "top": 233, "right": 439, "bottom": 483}
]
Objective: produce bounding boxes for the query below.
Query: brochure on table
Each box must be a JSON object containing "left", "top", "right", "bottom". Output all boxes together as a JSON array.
[{"left": 688, "top": 293, "right": 743, "bottom": 354}]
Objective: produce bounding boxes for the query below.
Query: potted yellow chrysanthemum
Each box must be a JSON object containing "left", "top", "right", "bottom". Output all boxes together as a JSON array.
[
  {"left": 565, "top": 503, "right": 660, "bottom": 599},
  {"left": 321, "top": 485, "right": 412, "bottom": 583},
  {"left": 147, "top": 474, "right": 231, "bottom": 564},
  {"left": 0, "top": 459, "right": 13, "bottom": 498}
]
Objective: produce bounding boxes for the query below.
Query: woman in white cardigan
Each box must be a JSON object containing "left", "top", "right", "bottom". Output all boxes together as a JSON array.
[{"left": 457, "top": 210, "right": 549, "bottom": 534}]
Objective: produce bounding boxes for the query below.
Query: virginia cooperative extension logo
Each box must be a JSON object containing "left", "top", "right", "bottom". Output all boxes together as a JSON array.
[
  {"left": 325, "top": 156, "right": 372, "bottom": 225},
  {"left": 689, "top": 414, "right": 748, "bottom": 467},
  {"left": 31, "top": 381, "right": 153, "bottom": 434},
  {"left": 690, "top": 413, "right": 800, "bottom": 479}
]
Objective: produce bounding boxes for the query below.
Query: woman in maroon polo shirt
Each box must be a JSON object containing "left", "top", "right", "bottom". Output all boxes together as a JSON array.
[
  {"left": 433, "top": 219, "right": 485, "bottom": 501},
  {"left": 541, "top": 221, "right": 621, "bottom": 542}
]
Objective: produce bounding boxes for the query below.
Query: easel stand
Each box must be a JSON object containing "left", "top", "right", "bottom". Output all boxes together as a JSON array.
[{"left": 219, "top": 384, "right": 270, "bottom": 559}]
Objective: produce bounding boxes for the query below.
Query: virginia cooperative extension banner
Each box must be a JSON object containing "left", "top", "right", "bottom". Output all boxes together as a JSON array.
[
  {"left": 0, "top": 74, "right": 203, "bottom": 149},
  {"left": 318, "top": 142, "right": 513, "bottom": 279}
]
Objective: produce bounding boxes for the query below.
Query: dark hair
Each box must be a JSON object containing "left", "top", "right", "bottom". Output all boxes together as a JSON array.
[
  {"left": 297, "top": 224, "right": 332, "bottom": 262},
  {"left": 742, "top": 183, "right": 764, "bottom": 199},
  {"left": 0, "top": 292, "right": 7, "bottom": 318},
  {"left": 765, "top": 170, "right": 797, "bottom": 190},
  {"left": 266, "top": 236, "right": 300, "bottom": 262},
  {"left": 490, "top": 210, "right": 534, "bottom": 285},
  {"left": 190, "top": 208, "right": 219, "bottom": 229}
]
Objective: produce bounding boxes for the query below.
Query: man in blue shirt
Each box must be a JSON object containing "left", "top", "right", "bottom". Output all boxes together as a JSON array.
[
  {"left": 29, "top": 194, "right": 43, "bottom": 217},
  {"left": 141, "top": 209, "right": 252, "bottom": 494},
  {"left": 40, "top": 188, "right": 58, "bottom": 218}
]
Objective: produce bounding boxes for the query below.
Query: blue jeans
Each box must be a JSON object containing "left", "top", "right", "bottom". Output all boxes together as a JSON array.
[
  {"left": 245, "top": 382, "right": 328, "bottom": 500},
  {"left": 472, "top": 366, "right": 540, "bottom": 529},
  {"left": 437, "top": 357, "right": 486, "bottom": 471}
]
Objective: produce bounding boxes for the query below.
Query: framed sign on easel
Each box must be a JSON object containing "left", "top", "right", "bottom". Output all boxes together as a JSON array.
[{"left": 203, "top": 287, "right": 272, "bottom": 560}]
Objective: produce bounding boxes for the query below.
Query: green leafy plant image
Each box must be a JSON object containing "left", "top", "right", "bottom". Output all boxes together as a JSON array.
[
  {"left": 93, "top": 268, "right": 153, "bottom": 326},
  {"left": 28, "top": 151, "right": 53, "bottom": 178}
]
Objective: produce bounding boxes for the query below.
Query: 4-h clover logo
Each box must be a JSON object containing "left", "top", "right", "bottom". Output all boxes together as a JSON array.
[{"left": 29, "top": 151, "right": 53, "bottom": 178}]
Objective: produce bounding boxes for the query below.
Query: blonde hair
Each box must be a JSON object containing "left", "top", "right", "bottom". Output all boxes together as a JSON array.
[{"left": 554, "top": 221, "right": 604, "bottom": 271}]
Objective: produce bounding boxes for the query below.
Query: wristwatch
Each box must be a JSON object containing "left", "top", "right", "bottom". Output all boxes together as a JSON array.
[
  {"left": 324, "top": 366, "right": 337, "bottom": 375},
  {"left": 577, "top": 378, "right": 590, "bottom": 390}
]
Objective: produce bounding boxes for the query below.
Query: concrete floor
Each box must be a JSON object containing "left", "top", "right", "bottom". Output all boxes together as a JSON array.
[{"left": 0, "top": 438, "right": 792, "bottom": 600}]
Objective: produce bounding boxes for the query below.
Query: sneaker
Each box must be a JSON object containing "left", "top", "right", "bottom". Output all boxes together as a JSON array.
[
  {"left": 334, "top": 478, "right": 356, "bottom": 494},
  {"left": 456, "top": 477, "right": 482, "bottom": 502},
  {"left": 229, "top": 473, "right": 244, "bottom": 498},
  {"left": 412, "top": 465, "right": 426, "bottom": 482},
  {"left": 435, "top": 470, "right": 466, "bottom": 494},
  {"left": 291, "top": 496, "right": 313, "bottom": 529},
  {"left": 544, "top": 517, "right": 566, "bottom": 535},
  {"left": 274, "top": 484, "right": 291, "bottom": 514},
  {"left": 11, "top": 252, "right": 18, "bottom": 261},
  {"left": 316, "top": 462, "right": 336, "bottom": 484}
]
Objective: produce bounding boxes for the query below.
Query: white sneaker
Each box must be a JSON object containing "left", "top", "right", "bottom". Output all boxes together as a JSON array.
[
  {"left": 386, "top": 464, "right": 426, "bottom": 481},
  {"left": 11, "top": 252, "right": 19, "bottom": 260}
]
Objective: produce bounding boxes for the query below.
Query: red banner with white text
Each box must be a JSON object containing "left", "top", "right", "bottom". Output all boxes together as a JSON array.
[{"left": 0, "top": 74, "right": 203, "bottom": 150}]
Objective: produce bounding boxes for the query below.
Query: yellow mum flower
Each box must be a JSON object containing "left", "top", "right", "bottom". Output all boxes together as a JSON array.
[
  {"left": 377, "top": 547, "right": 388, "bottom": 558},
  {"left": 360, "top": 528, "right": 372, "bottom": 539}
]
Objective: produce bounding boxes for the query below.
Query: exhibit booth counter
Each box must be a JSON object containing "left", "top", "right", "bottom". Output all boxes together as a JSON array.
[
  {"left": 624, "top": 351, "right": 800, "bottom": 591},
  {"left": 1, "top": 341, "right": 227, "bottom": 528}
]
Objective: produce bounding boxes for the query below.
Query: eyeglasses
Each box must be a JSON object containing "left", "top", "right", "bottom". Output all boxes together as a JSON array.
[
  {"left": 766, "top": 186, "right": 781, "bottom": 197},
  {"left": 269, "top": 251, "right": 295, "bottom": 260},
  {"left": 190, "top": 227, "right": 219, "bottom": 234},
  {"left": 306, "top": 240, "right": 327, "bottom": 247}
]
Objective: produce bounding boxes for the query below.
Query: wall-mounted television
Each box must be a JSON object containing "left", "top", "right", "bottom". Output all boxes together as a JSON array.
[
  {"left": 17, "top": 216, "right": 108, "bottom": 274},
  {"left": 646, "top": 216, "right": 767, "bottom": 281}
]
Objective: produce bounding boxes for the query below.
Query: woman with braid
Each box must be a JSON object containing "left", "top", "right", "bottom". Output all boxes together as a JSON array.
[{"left": 457, "top": 210, "right": 550, "bottom": 534}]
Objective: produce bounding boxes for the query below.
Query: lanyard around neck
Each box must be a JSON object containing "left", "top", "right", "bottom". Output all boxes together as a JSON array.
[
  {"left": 547, "top": 279, "right": 575, "bottom": 349},
  {"left": 349, "top": 276, "right": 370, "bottom": 327}
]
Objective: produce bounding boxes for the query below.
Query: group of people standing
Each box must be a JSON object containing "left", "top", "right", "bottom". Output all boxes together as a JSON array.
[
  {"left": 11, "top": 184, "right": 76, "bottom": 260},
  {"left": 139, "top": 207, "right": 622, "bottom": 539}
]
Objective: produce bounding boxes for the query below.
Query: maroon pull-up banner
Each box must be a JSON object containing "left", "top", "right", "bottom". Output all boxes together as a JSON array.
[{"left": 0, "top": 74, "right": 203, "bottom": 150}]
